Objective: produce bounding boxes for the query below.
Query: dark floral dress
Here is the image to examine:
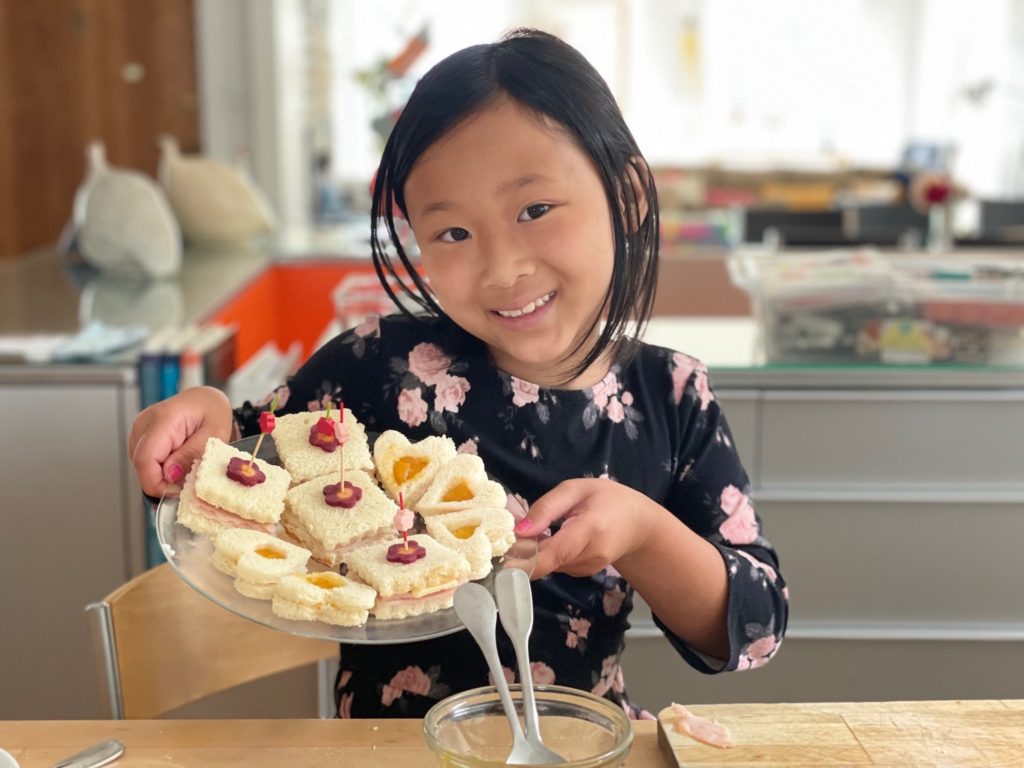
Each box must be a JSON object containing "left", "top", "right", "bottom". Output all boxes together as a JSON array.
[{"left": 236, "top": 313, "right": 789, "bottom": 719}]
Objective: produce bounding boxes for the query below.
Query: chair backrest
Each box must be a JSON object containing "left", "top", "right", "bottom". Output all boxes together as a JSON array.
[{"left": 86, "top": 563, "right": 338, "bottom": 719}]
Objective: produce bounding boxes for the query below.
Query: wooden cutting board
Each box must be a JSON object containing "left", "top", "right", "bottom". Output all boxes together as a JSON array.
[{"left": 655, "top": 700, "right": 1024, "bottom": 766}]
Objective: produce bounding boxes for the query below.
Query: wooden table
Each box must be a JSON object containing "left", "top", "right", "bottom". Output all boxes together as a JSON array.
[{"left": 1, "top": 701, "right": 1021, "bottom": 766}]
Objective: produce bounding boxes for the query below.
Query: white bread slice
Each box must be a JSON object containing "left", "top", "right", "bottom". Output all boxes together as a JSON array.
[
  {"left": 272, "top": 571, "right": 377, "bottom": 626},
  {"left": 281, "top": 469, "right": 398, "bottom": 568},
  {"left": 209, "top": 529, "right": 311, "bottom": 600},
  {"left": 423, "top": 507, "right": 516, "bottom": 580},
  {"left": 372, "top": 430, "right": 457, "bottom": 506},
  {"left": 372, "top": 589, "right": 460, "bottom": 621},
  {"left": 210, "top": 528, "right": 307, "bottom": 576},
  {"left": 273, "top": 409, "right": 374, "bottom": 484},
  {"left": 414, "top": 454, "right": 507, "bottom": 517},
  {"left": 344, "top": 534, "right": 471, "bottom": 620},
  {"left": 176, "top": 462, "right": 277, "bottom": 538},
  {"left": 193, "top": 437, "right": 291, "bottom": 524}
]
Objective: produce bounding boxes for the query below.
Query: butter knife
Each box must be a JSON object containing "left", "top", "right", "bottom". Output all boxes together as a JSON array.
[{"left": 51, "top": 739, "right": 124, "bottom": 768}]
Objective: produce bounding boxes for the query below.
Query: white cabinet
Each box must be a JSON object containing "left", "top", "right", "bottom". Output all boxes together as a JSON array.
[
  {"left": 0, "top": 368, "right": 144, "bottom": 718},
  {"left": 624, "top": 383, "right": 1024, "bottom": 707}
]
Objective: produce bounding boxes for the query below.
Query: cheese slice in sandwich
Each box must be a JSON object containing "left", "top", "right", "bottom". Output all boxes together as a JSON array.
[
  {"left": 414, "top": 453, "right": 507, "bottom": 517},
  {"left": 344, "top": 534, "right": 471, "bottom": 620},
  {"left": 273, "top": 408, "right": 374, "bottom": 484},
  {"left": 177, "top": 437, "right": 291, "bottom": 537},
  {"left": 272, "top": 571, "right": 377, "bottom": 626},
  {"left": 373, "top": 430, "right": 456, "bottom": 506},
  {"left": 423, "top": 507, "right": 516, "bottom": 580},
  {"left": 210, "top": 528, "right": 311, "bottom": 599},
  {"left": 281, "top": 468, "right": 398, "bottom": 568}
]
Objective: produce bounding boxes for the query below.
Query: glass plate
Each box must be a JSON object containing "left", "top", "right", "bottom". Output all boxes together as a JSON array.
[{"left": 156, "top": 434, "right": 539, "bottom": 644}]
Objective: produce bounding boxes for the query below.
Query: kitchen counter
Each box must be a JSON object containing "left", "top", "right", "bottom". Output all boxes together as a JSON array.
[
  {"left": 4, "top": 242, "right": 1024, "bottom": 387},
  {"left": 2, "top": 700, "right": 1022, "bottom": 766}
]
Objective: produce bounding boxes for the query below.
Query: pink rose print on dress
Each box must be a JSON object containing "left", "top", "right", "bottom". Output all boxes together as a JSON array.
[
  {"left": 488, "top": 666, "right": 515, "bottom": 687},
  {"left": 591, "top": 372, "right": 619, "bottom": 410},
  {"left": 566, "top": 616, "right": 591, "bottom": 650},
  {"left": 591, "top": 655, "right": 619, "bottom": 696},
  {"left": 736, "top": 549, "right": 778, "bottom": 584},
  {"left": 603, "top": 585, "right": 626, "bottom": 617},
  {"left": 354, "top": 315, "right": 381, "bottom": 338},
  {"left": 569, "top": 617, "right": 591, "bottom": 639},
  {"left": 456, "top": 438, "right": 479, "bottom": 455},
  {"left": 308, "top": 392, "right": 336, "bottom": 412},
  {"left": 530, "top": 662, "right": 556, "bottom": 686},
  {"left": 671, "top": 352, "right": 714, "bottom": 410},
  {"left": 510, "top": 376, "right": 541, "bottom": 407},
  {"left": 256, "top": 385, "right": 290, "bottom": 409},
  {"left": 606, "top": 396, "right": 625, "bottom": 423},
  {"left": 718, "top": 485, "right": 759, "bottom": 545},
  {"left": 612, "top": 665, "right": 625, "bottom": 693},
  {"left": 397, "top": 387, "right": 428, "bottom": 427},
  {"left": 737, "top": 634, "right": 779, "bottom": 670},
  {"left": 434, "top": 373, "right": 471, "bottom": 414},
  {"left": 407, "top": 342, "right": 451, "bottom": 387},
  {"left": 381, "top": 665, "right": 432, "bottom": 707}
]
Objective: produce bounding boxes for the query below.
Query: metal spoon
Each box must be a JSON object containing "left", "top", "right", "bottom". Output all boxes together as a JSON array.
[
  {"left": 494, "top": 568, "right": 566, "bottom": 765},
  {"left": 453, "top": 583, "right": 534, "bottom": 764}
]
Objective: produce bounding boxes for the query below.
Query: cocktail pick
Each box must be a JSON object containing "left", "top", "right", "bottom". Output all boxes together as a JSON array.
[
  {"left": 249, "top": 390, "right": 280, "bottom": 468},
  {"left": 334, "top": 402, "right": 350, "bottom": 486},
  {"left": 395, "top": 491, "right": 415, "bottom": 550}
]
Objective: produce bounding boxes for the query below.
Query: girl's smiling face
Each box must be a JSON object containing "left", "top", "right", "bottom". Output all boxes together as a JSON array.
[{"left": 404, "top": 99, "right": 616, "bottom": 389}]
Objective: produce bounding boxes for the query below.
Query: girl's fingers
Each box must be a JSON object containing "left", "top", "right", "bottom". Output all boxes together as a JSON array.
[
  {"left": 531, "top": 519, "right": 591, "bottom": 579},
  {"left": 516, "top": 479, "right": 592, "bottom": 536}
]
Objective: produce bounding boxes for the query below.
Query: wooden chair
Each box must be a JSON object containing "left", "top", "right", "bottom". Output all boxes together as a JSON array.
[{"left": 86, "top": 563, "right": 338, "bottom": 719}]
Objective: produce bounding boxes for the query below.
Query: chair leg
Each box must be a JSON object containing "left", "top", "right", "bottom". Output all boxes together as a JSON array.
[{"left": 85, "top": 601, "right": 125, "bottom": 719}]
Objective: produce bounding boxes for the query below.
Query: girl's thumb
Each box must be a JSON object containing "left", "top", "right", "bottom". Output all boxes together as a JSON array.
[{"left": 162, "top": 436, "right": 209, "bottom": 489}]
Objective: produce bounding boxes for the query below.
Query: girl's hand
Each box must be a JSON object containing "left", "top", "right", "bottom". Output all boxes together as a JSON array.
[
  {"left": 128, "top": 386, "right": 235, "bottom": 498},
  {"left": 518, "top": 478, "right": 660, "bottom": 579}
]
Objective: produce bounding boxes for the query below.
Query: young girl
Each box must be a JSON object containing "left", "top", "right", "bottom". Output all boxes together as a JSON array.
[{"left": 130, "top": 28, "right": 788, "bottom": 719}]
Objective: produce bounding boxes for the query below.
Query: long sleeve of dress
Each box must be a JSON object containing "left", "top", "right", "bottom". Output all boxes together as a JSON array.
[{"left": 656, "top": 352, "right": 789, "bottom": 673}]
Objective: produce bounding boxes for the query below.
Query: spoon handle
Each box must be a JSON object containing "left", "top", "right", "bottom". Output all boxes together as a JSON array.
[
  {"left": 510, "top": 633, "right": 544, "bottom": 741},
  {"left": 454, "top": 584, "right": 525, "bottom": 742}
]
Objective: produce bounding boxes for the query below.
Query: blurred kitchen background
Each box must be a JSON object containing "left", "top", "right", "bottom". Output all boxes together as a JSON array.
[{"left": 1, "top": 0, "right": 1022, "bottom": 719}]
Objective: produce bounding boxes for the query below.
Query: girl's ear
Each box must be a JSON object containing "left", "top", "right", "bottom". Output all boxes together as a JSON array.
[{"left": 620, "top": 157, "right": 650, "bottom": 233}]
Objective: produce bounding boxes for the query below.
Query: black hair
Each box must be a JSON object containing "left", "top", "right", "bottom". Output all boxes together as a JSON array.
[{"left": 370, "top": 27, "right": 659, "bottom": 384}]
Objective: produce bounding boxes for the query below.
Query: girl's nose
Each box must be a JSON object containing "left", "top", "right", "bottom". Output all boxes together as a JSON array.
[{"left": 480, "top": 236, "right": 535, "bottom": 288}]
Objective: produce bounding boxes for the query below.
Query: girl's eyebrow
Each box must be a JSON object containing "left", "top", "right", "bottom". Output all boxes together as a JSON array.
[{"left": 418, "top": 174, "right": 550, "bottom": 219}]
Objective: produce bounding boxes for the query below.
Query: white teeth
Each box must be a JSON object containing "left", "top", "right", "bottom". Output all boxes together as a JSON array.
[{"left": 497, "top": 292, "right": 553, "bottom": 318}]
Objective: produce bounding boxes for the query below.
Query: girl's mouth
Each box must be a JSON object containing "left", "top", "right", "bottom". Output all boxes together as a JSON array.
[{"left": 493, "top": 291, "right": 556, "bottom": 319}]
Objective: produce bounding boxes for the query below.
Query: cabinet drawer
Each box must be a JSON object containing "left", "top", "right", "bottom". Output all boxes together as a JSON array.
[
  {"left": 757, "top": 498, "right": 1024, "bottom": 628},
  {"left": 759, "top": 390, "right": 1024, "bottom": 489}
]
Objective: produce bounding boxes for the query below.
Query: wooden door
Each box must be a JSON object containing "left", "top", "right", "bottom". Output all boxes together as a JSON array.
[{"left": 0, "top": 0, "right": 199, "bottom": 260}]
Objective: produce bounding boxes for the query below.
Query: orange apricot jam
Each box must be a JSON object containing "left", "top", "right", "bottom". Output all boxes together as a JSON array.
[
  {"left": 255, "top": 546, "right": 286, "bottom": 559},
  {"left": 393, "top": 455, "right": 428, "bottom": 484},
  {"left": 307, "top": 573, "right": 344, "bottom": 589},
  {"left": 442, "top": 481, "right": 475, "bottom": 502},
  {"left": 452, "top": 524, "right": 479, "bottom": 540}
]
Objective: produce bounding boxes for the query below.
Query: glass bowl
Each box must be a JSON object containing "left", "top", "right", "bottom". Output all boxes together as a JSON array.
[{"left": 423, "top": 684, "right": 633, "bottom": 768}]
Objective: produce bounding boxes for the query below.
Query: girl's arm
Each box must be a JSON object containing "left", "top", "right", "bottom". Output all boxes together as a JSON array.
[
  {"left": 525, "top": 480, "right": 732, "bottom": 660},
  {"left": 523, "top": 359, "right": 788, "bottom": 672}
]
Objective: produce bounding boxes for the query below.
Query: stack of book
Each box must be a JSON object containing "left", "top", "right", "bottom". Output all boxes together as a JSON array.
[{"left": 137, "top": 323, "right": 237, "bottom": 410}]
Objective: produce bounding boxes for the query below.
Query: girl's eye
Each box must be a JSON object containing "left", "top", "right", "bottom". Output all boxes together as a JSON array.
[
  {"left": 518, "top": 203, "right": 551, "bottom": 222},
  {"left": 439, "top": 227, "right": 471, "bottom": 243}
]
